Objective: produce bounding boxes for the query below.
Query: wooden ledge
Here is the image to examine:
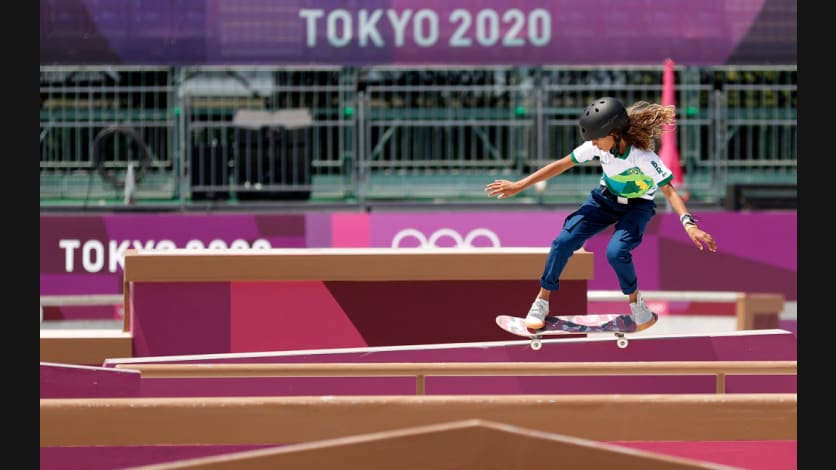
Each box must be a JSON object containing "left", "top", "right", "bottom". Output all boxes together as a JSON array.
[
  {"left": 41, "top": 393, "right": 796, "bottom": 445},
  {"left": 131, "top": 419, "right": 736, "bottom": 470},
  {"left": 122, "top": 248, "right": 594, "bottom": 282},
  {"left": 736, "top": 293, "right": 786, "bottom": 330},
  {"left": 40, "top": 330, "right": 132, "bottom": 365}
]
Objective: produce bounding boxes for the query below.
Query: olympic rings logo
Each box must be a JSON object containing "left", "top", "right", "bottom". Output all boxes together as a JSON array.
[{"left": 391, "top": 228, "right": 501, "bottom": 248}]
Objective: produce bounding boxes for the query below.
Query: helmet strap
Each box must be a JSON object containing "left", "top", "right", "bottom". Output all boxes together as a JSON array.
[{"left": 610, "top": 135, "right": 623, "bottom": 157}]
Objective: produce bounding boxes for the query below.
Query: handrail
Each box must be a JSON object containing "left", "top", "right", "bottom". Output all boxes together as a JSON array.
[{"left": 115, "top": 360, "right": 797, "bottom": 395}]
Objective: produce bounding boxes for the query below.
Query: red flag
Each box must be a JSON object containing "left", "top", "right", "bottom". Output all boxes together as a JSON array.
[{"left": 658, "top": 58, "right": 688, "bottom": 200}]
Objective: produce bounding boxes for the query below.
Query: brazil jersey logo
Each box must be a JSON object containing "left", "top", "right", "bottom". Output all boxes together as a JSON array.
[{"left": 603, "top": 168, "right": 655, "bottom": 198}]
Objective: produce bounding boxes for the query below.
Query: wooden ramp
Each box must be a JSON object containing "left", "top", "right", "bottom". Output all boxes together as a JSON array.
[
  {"left": 41, "top": 330, "right": 797, "bottom": 469},
  {"left": 117, "top": 419, "right": 740, "bottom": 470}
]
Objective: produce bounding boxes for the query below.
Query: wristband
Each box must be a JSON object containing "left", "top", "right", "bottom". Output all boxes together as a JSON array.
[{"left": 680, "top": 213, "right": 697, "bottom": 227}]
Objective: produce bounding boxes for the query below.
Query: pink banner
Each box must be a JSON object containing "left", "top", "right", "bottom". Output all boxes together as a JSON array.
[
  {"left": 40, "top": 210, "right": 797, "bottom": 300},
  {"left": 41, "top": 0, "right": 794, "bottom": 66}
]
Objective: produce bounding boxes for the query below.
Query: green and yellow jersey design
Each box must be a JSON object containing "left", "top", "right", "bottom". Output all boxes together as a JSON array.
[{"left": 570, "top": 141, "right": 673, "bottom": 200}]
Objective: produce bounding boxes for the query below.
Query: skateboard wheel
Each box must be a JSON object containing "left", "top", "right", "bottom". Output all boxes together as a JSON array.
[
  {"left": 616, "top": 337, "right": 629, "bottom": 349},
  {"left": 530, "top": 339, "right": 542, "bottom": 350}
]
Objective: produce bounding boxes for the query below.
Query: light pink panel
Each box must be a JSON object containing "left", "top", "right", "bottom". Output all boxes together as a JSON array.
[
  {"left": 230, "top": 281, "right": 367, "bottom": 352},
  {"left": 331, "top": 213, "right": 370, "bottom": 247}
]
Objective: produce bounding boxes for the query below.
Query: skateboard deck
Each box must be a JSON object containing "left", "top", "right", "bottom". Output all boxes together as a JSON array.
[{"left": 495, "top": 314, "right": 642, "bottom": 350}]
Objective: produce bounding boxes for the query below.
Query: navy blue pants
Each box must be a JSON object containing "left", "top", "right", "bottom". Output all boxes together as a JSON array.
[{"left": 540, "top": 186, "right": 656, "bottom": 295}]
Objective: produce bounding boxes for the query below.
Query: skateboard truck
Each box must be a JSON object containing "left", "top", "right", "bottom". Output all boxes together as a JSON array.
[{"left": 528, "top": 332, "right": 629, "bottom": 350}]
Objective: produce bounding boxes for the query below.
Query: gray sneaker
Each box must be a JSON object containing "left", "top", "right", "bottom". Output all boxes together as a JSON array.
[
  {"left": 629, "top": 291, "right": 659, "bottom": 331},
  {"left": 525, "top": 298, "right": 549, "bottom": 330}
]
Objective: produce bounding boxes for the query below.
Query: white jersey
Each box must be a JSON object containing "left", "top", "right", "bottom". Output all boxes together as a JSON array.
[{"left": 570, "top": 141, "right": 674, "bottom": 200}]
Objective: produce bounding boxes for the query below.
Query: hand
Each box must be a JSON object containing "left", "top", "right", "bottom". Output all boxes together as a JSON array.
[
  {"left": 685, "top": 226, "right": 717, "bottom": 252},
  {"left": 485, "top": 179, "right": 523, "bottom": 199}
]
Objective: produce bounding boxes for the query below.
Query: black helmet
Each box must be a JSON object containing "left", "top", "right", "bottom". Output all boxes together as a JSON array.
[{"left": 578, "top": 97, "right": 630, "bottom": 140}]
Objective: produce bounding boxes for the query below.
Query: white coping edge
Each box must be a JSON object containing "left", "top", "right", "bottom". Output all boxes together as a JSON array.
[{"left": 102, "top": 329, "right": 794, "bottom": 366}]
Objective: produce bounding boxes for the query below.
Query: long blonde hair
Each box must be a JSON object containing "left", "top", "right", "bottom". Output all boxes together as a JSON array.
[{"left": 623, "top": 101, "right": 677, "bottom": 151}]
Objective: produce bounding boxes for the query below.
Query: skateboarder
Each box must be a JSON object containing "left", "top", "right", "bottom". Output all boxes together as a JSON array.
[{"left": 485, "top": 97, "right": 717, "bottom": 330}]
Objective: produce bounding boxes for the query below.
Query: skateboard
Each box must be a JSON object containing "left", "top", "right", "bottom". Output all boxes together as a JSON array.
[{"left": 495, "top": 314, "right": 642, "bottom": 350}]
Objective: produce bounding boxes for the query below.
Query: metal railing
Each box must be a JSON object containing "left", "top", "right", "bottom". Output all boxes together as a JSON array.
[{"left": 40, "top": 65, "right": 797, "bottom": 208}]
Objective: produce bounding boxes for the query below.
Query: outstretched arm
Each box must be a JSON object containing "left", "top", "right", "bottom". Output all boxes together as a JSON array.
[
  {"left": 485, "top": 155, "right": 576, "bottom": 199},
  {"left": 660, "top": 184, "right": 717, "bottom": 252}
]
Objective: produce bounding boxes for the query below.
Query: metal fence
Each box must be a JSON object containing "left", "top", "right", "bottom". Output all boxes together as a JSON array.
[
  {"left": 39, "top": 65, "right": 797, "bottom": 208},
  {"left": 40, "top": 66, "right": 177, "bottom": 203}
]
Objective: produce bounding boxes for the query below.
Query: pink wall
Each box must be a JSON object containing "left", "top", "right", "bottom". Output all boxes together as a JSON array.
[
  {"left": 130, "top": 279, "right": 588, "bottom": 356},
  {"left": 41, "top": 210, "right": 797, "bottom": 300}
]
